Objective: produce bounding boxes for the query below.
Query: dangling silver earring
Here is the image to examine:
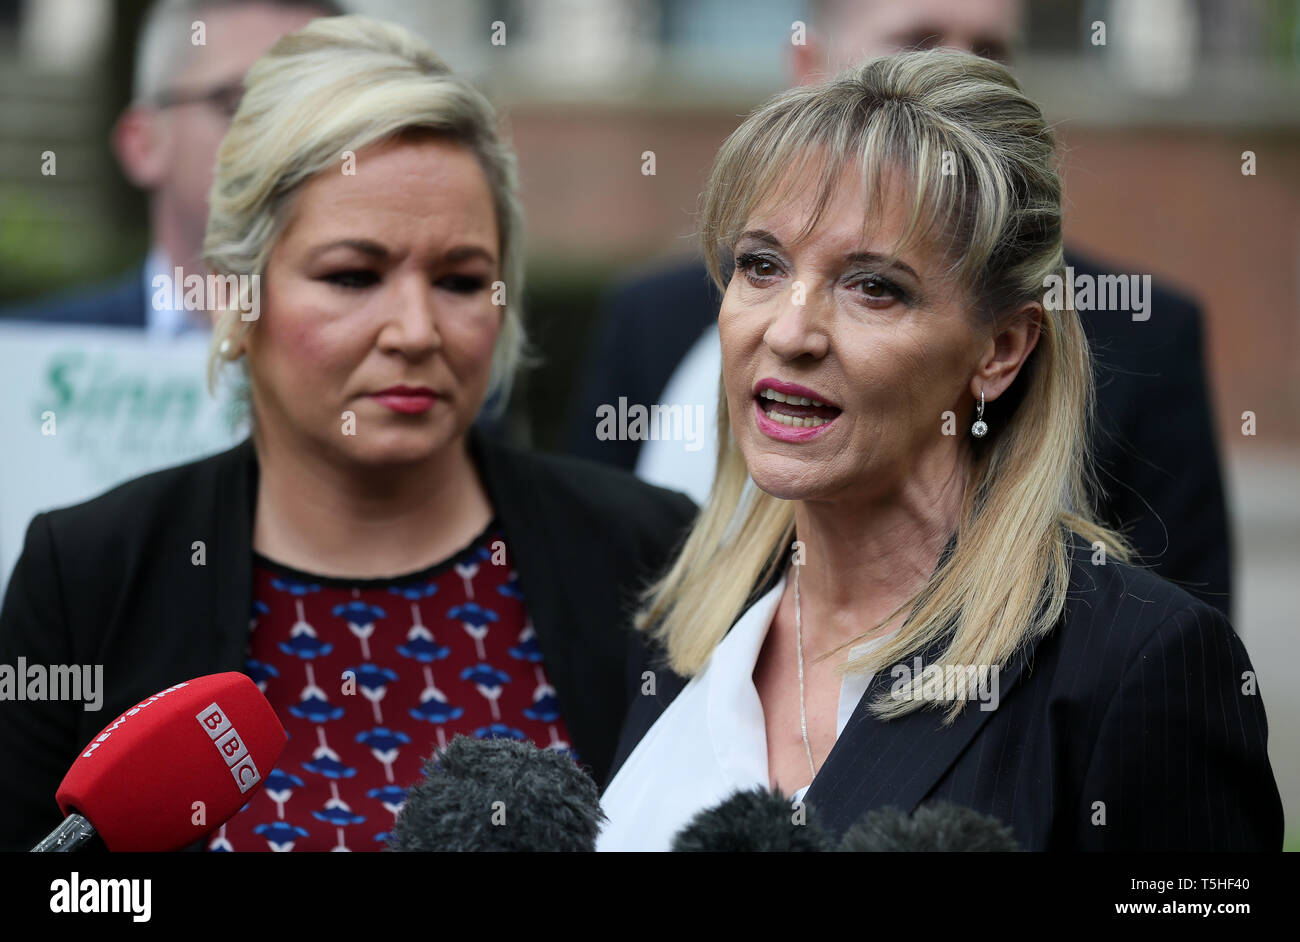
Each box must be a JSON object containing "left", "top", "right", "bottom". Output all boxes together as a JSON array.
[{"left": 971, "top": 389, "right": 988, "bottom": 438}]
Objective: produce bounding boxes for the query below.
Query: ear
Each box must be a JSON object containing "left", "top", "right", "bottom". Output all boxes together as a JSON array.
[
  {"left": 972, "top": 301, "right": 1042, "bottom": 403},
  {"left": 112, "top": 107, "right": 170, "bottom": 189}
]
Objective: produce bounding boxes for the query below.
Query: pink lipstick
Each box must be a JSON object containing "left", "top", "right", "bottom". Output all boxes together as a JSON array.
[
  {"left": 371, "top": 385, "right": 438, "bottom": 414},
  {"left": 752, "top": 377, "right": 841, "bottom": 442}
]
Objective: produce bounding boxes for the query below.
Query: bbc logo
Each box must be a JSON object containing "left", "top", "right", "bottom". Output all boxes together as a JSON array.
[{"left": 195, "top": 702, "right": 262, "bottom": 794}]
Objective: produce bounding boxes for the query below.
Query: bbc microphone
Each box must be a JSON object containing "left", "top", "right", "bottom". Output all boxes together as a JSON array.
[{"left": 31, "top": 672, "right": 287, "bottom": 852}]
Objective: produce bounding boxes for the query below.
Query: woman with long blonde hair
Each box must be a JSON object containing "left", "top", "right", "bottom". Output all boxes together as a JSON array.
[{"left": 598, "top": 49, "right": 1282, "bottom": 852}]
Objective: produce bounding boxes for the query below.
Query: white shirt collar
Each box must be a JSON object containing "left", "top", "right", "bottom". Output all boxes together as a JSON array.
[{"left": 598, "top": 572, "right": 896, "bottom": 850}]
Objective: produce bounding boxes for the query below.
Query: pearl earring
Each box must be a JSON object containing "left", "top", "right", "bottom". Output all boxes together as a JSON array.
[{"left": 971, "top": 389, "right": 988, "bottom": 438}]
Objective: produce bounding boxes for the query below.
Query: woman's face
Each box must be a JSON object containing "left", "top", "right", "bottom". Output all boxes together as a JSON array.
[
  {"left": 719, "top": 160, "right": 988, "bottom": 506},
  {"left": 245, "top": 135, "right": 501, "bottom": 468}
]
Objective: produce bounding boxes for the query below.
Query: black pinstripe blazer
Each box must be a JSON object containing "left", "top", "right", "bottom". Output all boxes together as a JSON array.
[{"left": 610, "top": 529, "right": 1283, "bottom": 850}]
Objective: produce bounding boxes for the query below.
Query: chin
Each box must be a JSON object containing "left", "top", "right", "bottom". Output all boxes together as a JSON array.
[
  {"left": 342, "top": 427, "right": 460, "bottom": 468},
  {"left": 743, "top": 453, "right": 828, "bottom": 502}
]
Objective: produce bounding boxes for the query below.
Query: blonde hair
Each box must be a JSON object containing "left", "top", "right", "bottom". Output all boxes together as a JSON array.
[
  {"left": 203, "top": 14, "right": 530, "bottom": 416},
  {"left": 637, "top": 49, "right": 1134, "bottom": 724}
]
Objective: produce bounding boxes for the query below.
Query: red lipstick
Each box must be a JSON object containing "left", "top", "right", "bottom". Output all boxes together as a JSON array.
[{"left": 371, "top": 385, "right": 438, "bottom": 414}]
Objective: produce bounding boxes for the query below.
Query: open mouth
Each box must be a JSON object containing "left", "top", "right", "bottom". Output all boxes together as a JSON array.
[{"left": 755, "top": 387, "right": 842, "bottom": 429}]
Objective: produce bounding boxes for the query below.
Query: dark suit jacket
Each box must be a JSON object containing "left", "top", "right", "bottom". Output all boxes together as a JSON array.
[
  {"left": 0, "top": 430, "right": 697, "bottom": 851},
  {"left": 566, "top": 251, "right": 1233, "bottom": 618},
  {"left": 1, "top": 265, "right": 148, "bottom": 328},
  {"left": 611, "top": 529, "right": 1282, "bottom": 851}
]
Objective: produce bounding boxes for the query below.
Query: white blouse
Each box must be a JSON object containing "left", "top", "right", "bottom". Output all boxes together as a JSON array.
[{"left": 597, "top": 573, "right": 894, "bottom": 851}]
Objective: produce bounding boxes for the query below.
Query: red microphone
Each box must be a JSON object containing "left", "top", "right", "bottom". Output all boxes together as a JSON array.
[{"left": 33, "top": 672, "right": 287, "bottom": 852}]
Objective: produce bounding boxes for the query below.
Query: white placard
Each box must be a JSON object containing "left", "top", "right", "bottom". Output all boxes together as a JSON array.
[{"left": 0, "top": 323, "right": 246, "bottom": 594}]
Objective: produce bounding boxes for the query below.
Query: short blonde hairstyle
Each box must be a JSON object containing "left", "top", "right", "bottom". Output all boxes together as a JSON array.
[
  {"left": 638, "top": 50, "right": 1134, "bottom": 724},
  {"left": 204, "top": 14, "right": 529, "bottom": 416}
]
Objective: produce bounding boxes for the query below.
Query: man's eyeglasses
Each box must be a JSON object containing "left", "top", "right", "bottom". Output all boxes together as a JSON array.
[{"left": 153, "top": 81, "right": 244, "bottom": 120}]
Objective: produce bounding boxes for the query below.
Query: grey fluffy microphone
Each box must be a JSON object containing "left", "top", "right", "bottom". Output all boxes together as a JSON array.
[
  {"left": 388, "top": 736, "right": 605, "bottom": 852},
  {"left": 839, "top": 801, "right": 1023, "bottom": 851},
  {"left": 671, "top": 787, "right": 834, "bottom": 851}
]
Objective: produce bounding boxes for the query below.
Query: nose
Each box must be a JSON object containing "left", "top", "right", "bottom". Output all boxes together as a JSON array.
[
  {"left": 762, "top": 280, "right": 830, "bottom": 361},
  {"left": 377, "top": 271, "right": 441, "bottom": 358}
]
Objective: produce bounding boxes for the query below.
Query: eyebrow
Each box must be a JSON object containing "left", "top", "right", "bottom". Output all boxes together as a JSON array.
[
  {"left": 737, "top": 229, "right": 921, "bottom": 281},
  {"left": 307, "top": 239, "right": 496, "bottom": 265}
]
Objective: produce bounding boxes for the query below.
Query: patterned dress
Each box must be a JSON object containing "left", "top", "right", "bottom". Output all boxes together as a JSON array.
[{"left": 212, "top": 518, "right": 575, "bottom": 851}]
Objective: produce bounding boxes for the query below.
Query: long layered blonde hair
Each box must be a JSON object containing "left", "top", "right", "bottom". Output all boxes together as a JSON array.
[{"left": 636, "top": 50, "right": 1133, "bottom": 724}]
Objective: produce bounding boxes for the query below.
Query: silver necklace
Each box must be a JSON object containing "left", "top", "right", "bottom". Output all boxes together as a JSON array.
[{"left": 793, "top": 563, "right": 817, "bottom": 780}]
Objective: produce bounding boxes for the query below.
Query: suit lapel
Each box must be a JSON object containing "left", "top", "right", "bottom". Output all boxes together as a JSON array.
[
  {"left": 803, "top": 616, "right": 1042, "bottom": 837},
  {"left": 605, "top": 555, "right": 787, "bottom": 785},
  {"left": 606, "top": 646, "right": 691, "bottom": 786},
  {"left": 211, "top": 438, "right": 258, "bottom": 675},
  {"left": 466, "top": 428, "right": 603, "bottom": 766}
]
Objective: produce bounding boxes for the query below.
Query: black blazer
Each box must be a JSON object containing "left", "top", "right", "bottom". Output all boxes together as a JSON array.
[
  {"left": 611, "top": 529, "right": 1283, "bottom": 851},
  {"left": 566, "top": 251, "right": 1233, "bottom": 618},
  {"left": 0, "top": 430, "right": 696, "bottom": 851}
]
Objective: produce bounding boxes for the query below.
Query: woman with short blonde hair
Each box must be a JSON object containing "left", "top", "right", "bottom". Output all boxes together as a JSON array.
[
  {"left": 600, "top": 50, "right": 1281, "bottom": 851},
  {"left": 204, "top": 13, "right": 526, "bottom": 412}
]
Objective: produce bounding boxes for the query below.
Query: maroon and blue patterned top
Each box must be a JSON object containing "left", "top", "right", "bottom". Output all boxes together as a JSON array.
[{"left": 211, "top": 518, "right": 575, "bottom": 851}]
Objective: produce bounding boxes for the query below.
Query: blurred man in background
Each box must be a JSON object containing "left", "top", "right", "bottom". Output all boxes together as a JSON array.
[
  {"left": 566, "top": 0, "right": 1234, "bottom": 618},
  {"left": 3, "top": 0, "right": 342, "bottom": 337}
]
